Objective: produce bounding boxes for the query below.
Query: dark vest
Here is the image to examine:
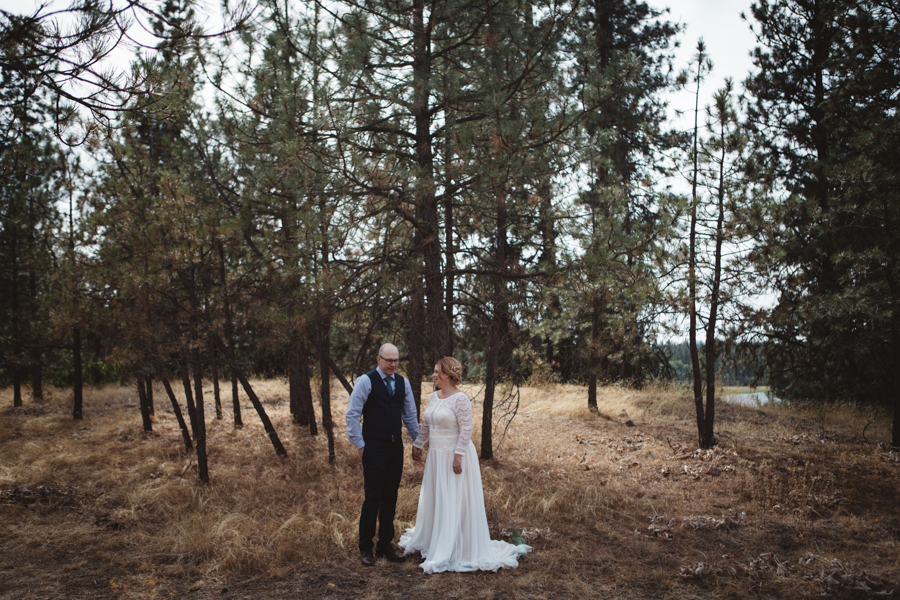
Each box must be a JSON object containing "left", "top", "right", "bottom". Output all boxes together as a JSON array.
[{"left": 361, "top": 369, "right": 406, "bottom": 442}]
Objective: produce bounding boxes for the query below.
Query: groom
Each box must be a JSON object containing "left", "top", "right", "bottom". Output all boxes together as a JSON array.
[{"left": 345, "top": 343, "right": 420, "bottom": 566}]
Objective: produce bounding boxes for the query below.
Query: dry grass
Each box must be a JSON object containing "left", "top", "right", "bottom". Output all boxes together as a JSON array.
[{"left": 1, "top": 378, "right": 898, "bottom": 599}]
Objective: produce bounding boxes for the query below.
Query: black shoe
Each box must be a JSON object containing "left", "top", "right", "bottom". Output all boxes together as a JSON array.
[
  {"left": 375, "top": 545, "right": 406, "bottom": 563},
  {"left": 360, "top": 547, "right": 376, "bottom": 566}
]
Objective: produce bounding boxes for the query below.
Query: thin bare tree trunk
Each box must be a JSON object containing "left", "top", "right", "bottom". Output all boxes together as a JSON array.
[
  {"left": 160, "top": 374, "right": 193, "bottom": 451},
  {"left": 72, "top": 326, "right": 83, "bottom": 419},
  {"left": 145, "top": 376, "right": 154, "bottom": 416},
  {"left": 408, "top": 283, "right": 425, "bottom": 420},
  {"left": 317, "top": 317, "right": 336, "bottom": 464},
  {"left": 180, "top": 363, "right": 198, "bottom": 439},
  {"left": 688, "top": 45, "right": 710, "bottom": 448},
  {"left": 299, "top": 333, "right": 317, "bottom": 435},
  {"left": 218, "top": 243, "right": 242, "bottom": 429},
  {"left": 137, "top": 377, "right": 152, "bottom": 432},
  {"left": 588, "top": 297, "right": 601, "bottom": 412},
  {"left": 213, "top": 333, "right": 288, "bottom": 457},
  {"left": 191, "top": 344, "right": 209, "bottom": 482},
  {"left": 481, "top": 192, "right": 509, "bottom": 460},
  {"left": 211, "top": 350, "right": 222, "bottom": 420},
  {"left": 481, "top": 323, "right": 500, "bottom": 460},
  {"left": 30, "top": 356, "right": 43, "bottom": 401}
]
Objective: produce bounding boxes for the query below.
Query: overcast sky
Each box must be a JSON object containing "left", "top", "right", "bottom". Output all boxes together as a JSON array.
[
  {"left": 2, "top": 0, "right": 759, "bottom": 131},
  {"left": 649, "top": 0, "right": 758, "bottom": 129}
]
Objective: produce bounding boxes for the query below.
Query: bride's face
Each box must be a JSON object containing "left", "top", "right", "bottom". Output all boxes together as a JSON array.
[{"left": 432, "top": 365, "right": 449, "bottom": 388}]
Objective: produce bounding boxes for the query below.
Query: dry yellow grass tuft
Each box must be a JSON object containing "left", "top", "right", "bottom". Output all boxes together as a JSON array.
[{"left": 1, "top": 378, "right": 898, "bottom": 599}]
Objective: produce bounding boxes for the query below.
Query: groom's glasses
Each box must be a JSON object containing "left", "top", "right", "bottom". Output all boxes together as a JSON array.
[{"left": 379, "top": 356, "right": 400, "bottom": 365}]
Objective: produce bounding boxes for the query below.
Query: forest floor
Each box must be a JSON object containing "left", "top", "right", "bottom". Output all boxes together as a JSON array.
[{"left": 1, "top": 379, "right": 898, "bottom": 599}]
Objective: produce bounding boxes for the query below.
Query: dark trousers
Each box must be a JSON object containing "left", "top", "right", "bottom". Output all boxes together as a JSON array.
[{"left": 359, "top": 438, "right": 404, "bottom": 551}]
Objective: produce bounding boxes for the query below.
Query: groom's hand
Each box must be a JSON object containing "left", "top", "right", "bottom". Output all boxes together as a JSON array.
[
  {"left": 412, "top": 446, "right": 423, "bottom": 462},
  {"left": 358, "top": 446, "right": 364, "bottom": 460}
]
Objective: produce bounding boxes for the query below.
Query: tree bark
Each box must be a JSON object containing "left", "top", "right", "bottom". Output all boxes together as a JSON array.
[
  {"left": 588, "top": 296, "right": 601, "bottom": 413},
  {"left": 234, "top": 368, "right": 288, "bottom": 458},
  {"left": 444, "top": 185, "right": 455, "bottom": 358},
  {"left": 300, "top": 333, "right": 318, "bottom": 435},
  {"left": 72, "top": 326, "right": 83, "bottom": 419},
  {"left": 702, "top": 120, "right": 729, "bottom": 449},
  {"left": 289, "top": 337, "right": 302, "bottom": 423},
  {"left": 137, "top": 377, "right": 152, "bottom": 433},
  {"left": 12, "top": 372, "right": 22, "bottom": 407},
  {"left": 412, "top": 0, "right": 449, "bottom": 362},
  {"left": 211, "top": 348, "right": 222, "bottom": 420},
  {"left": 687, "top": 45, "right": 710, "bottom": 449},
  {"left": 481, "top": 322, "right": 500, "bottom": 461},
  {"left": 324, "top": 353, "right": 353, "bottom": 395},
  {"left": 191, "top": 344, "right": 209, "bottom": 482},
  {"left": 213, "top": 333, "right": 288, "bottom": 457},
  {"left": 30, "top": 356, "right": 43, "bottom": 401},
  {"left": 481, "top": 192, "right": 509, "bottom": 460},
  {"left": 218, "top": 243, "right": 242, "bottom": 429},
  {"left": 291, "top": 332, "right": 320, "bottom": 433},
  {"left": 145, "top": 376, "right": 154, "bottom": 416},
  {"left": 180, "top": 364, "right": 198, "bottom": 439},
  {"left": 160, "top": 374, "right": 193, "bottom": 451},
  {"left": 408, "top": 283, "right": 425, "bottom": 420},
  {"left": 317, "top": 316, "right": 336, "bottom": 464}
]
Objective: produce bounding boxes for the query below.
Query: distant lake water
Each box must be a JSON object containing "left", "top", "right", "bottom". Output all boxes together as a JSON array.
[{"left": 722, "top": 392, "right": 782, "bottom": 407}]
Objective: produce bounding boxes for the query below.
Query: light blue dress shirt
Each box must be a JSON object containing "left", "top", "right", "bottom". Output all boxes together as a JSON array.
[{"left": 345, "top": 366, "right": 420, "bottom": 450}]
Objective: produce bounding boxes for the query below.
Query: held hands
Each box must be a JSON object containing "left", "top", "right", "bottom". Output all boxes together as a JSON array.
[
  {"left": 452, "top": 454, "right": 463, "bottom": 475},
  {"left": 412, "top": 446, "right": 424, "bottom": 463}
]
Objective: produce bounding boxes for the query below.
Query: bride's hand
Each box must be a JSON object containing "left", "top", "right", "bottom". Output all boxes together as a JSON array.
[{"left": 452, "top": 454, "right": 463, "bottom": 475}]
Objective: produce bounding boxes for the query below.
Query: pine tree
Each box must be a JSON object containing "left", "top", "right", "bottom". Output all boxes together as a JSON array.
[
  {"left": 744, "top": 0, "right": 900, "bottom": 438},
  {"left": 562, "top": 0, "right": 680, "bottom": 410},
  {"left": 0, "top": 30, "right": 64, "bottom": 406}
]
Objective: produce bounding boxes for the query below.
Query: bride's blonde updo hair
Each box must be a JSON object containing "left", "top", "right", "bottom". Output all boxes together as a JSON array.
[{"left": 437, "top": 357, "right": 463, "bottom": 385}]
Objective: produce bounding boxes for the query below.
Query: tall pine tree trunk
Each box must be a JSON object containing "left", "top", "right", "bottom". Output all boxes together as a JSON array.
[
  {"left": 145, "top": 376, "right": 154, "bottom": 416},
  {"left": 481, "top": 319, "right": 500, "bottom": 460},
  {"left": 218, "top": 243, "right": 242, "bottom": 429},
  {"left": 191, "top": 343, "right": 209, "bottom": 482},
  {"left": 289, "top": 337, "right": 302, "bottom": 423},
  {"left": 30, "top": 356, "right": 43, "bottom": 401},
  {"left": 444, "top": 183, "right": 455, "bottom": 358},
  {"left": 588, "top": 296, "right": 601, "bottom": 412},
  {"left": 481, "top": 192, "right": 509, "bottom": 460},
  {"left": 137, "top": 377, "right": 152, "bottom": 432},
  {"left": 72, "top": 326, "right": 83, "bottom": 419},
  {"left": 301, "top": 333, "right": 318, "bottom": 435},
  {"left": 687, "top": 44, "right": 711, "bottom": 449},
  {"left": 317, "top": 316, "right": 336, "bottom": 463},
  {"left": 211, "top": 349, "right": 222, "bottom": 420},
  {"left": 180, "top": 362, "right": 198, "bottom": 439},
  {"left": 408, "top": 283, "right": 425, "bottom": 420},
  {"left": 702, "top": 124, "right": 729, "bottom": 448},
  {"left": 412, "top": 0, "right": 449, "bottom": 361}
]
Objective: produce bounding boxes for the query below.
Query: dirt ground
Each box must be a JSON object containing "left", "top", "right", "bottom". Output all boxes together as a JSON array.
[{"left": 1, "top": 382, "right": 898, "bottom": 599}]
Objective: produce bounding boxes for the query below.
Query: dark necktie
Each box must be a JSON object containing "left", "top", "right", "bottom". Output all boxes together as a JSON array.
[{"left": 385, "top": 376, "right": 394, "bottom": 396}]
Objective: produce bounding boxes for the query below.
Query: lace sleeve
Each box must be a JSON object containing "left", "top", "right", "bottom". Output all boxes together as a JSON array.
[
  {"left": 450, "top": 393, "right": 473, "bottom": 455},
  {"left": 413, "top": 393, "right": 434, "bottom": 449}
]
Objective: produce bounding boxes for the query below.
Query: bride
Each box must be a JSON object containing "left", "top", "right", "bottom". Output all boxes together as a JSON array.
[{"left": 400, "top": 356, "right": 530, "bottom": 573}]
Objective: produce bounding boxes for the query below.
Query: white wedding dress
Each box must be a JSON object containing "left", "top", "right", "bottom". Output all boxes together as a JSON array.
[{"left": 399, "top": 391, "right": 530, "bottom": 574}]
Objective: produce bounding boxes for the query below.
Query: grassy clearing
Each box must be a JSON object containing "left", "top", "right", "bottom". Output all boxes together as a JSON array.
[
  {"left": 721, "top": 386, "right": 771, "bottom": 395},
  {"left": 1, "top": 380, "right": 898, "bottom": 599}
]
